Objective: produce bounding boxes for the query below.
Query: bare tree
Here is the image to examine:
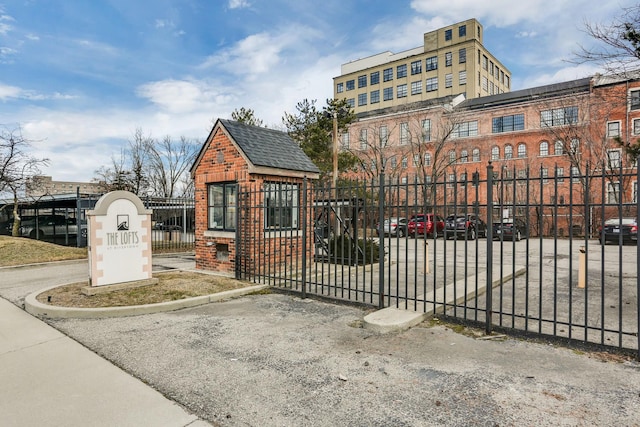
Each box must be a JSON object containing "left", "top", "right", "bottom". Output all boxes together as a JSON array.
[
  {"left": 0, "top": 125, "right": 49, "bottom": 236},
  {"left": 146, "top": 135, "right": 199, "bottom": 198},
  {"left": 576, "top": 5, "right": 640, "bottom": 75}
]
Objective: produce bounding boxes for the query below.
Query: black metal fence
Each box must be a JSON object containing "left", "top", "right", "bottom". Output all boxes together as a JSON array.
[
  {"left": 237, "top": 164, "right": 640, "bottom": 357},
  {"left": 3, "top": 193, "right": 195, "bottom": 252}
]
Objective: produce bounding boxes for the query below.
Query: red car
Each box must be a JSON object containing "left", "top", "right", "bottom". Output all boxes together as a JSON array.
[{"left": 407, "top": 213, "right": 445, "bottom": 238}]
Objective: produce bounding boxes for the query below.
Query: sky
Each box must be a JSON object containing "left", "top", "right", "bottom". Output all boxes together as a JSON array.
[{"left": 0, "top": 0, "right": 637, "bottom": 183}]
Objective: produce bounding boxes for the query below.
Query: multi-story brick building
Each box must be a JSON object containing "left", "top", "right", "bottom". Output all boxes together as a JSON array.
[
  {"left": 333, "top": 19, "right": 511, "bottom": 115},
  {"left": 25, "top": 175, "right": 106, "bottom": 196},
  {"left": 340, "top": 73, "right": 640, "bottom": 236}
]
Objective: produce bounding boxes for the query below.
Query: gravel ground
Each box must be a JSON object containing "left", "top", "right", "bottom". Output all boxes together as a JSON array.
[{"left": 45, "top": 292, "right": 640, "bottom": 427}]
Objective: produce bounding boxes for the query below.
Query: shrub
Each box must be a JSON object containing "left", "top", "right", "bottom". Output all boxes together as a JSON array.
[{"left": 327, "top": 234, "right": 380, "bottom": 264}]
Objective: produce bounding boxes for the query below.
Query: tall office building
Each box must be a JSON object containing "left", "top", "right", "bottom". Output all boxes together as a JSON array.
[{"left": 333, "top": 19, "right": 511, "bottom": 114}]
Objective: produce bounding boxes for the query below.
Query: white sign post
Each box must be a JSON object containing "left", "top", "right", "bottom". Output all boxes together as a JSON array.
[{"left": 86, "top": 191, "right": 156, "bottom": 293}]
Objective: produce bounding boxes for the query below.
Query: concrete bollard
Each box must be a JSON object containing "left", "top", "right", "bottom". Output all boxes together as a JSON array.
[{"left": 578, "top": 246, "right": 586, "bottom": 289}]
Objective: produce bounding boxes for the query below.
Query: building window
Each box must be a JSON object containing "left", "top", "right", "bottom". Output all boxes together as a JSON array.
[
  {"left": 541, "top": 167, "right": 549, "bottom": 184},
  {"left": 422, "top": 119, "right": 431, "bottom": 142},
  {"left": 539, "top": 141, "right": 549, "bottom": 156},
  {"left": 401, "top": 156, "right": 408, "bottom": 169},
  {"left": 571, "top": 138, "right": 580, "bottom": 154},
  {"left": 541, "top": 106, "right": 578, "bottom": 127},
  {"left": 492, "top": 114, "right": 524, "bottom": 133},
  {"left": 208, "top": 182, "right": 237, "bottom": 231},
  {"left": 449, "top": 150, "right": 456, "bottom": 164},
  {"left": 383, "top": 87, "right": 393, "bottom": 101},
  {"left": 460, "top": 149, "right": 468, "bottom": 163},
  {"left": 346, "top": 98, "right": 355, "bottom": 108},
  {"left": 445, "top": 73, "right": 453, "bottom": 88},
  {"left": 445, "top": 29, "right": 452, "bottom": 41},
  {"left": 358, "top": 75, "right": 367, "bottom": 88},
  {"left": 383, "top": 68, "right": 393, "bottom": 82},
  {"left": 413, "top": 154, "right": 420, "bottom": 166},
  {"left": 607, "top": 121, "right": 621, "bottom": 137},
  {"left": 504, "top": 144, "right": 513, "bottom": 159},
  {"left": 336, "top": 82, "right": 344, "bottom": 93},
  {"left": 607, "top": 182, "right": 620, "bottom": 204},
  {"left": 370, "top": 71, "right": 380, "bottom": 85},
  {"left": 426, "top": 77, "right": 438, "bottom": 92},
  {"left": 571, "top": 166, "right": 580, "bottom": 183},
  {"left": 472, "top": 148, "right": 480, "bottom": 162},
  {"left": 607, "top": 149, "right": 621, "bottom": 169},
  {"left": 397, "top": 64, "right": 407, "bottom": 79},
  {"left": 358, "top": 93, "right": 367, "bottom": 106},
  {"left": 634, "top": 118, "right": 640, "bottom": 135},
  {"left": 389, "top": 156, "right": 397, "bottom": 169},
  {"left": 346, "top": 80, "right": 355, "bottom": 91},
  {"left": 489, "top": 81, "right": 494, "bottom": 95},
  {"left": 505, "top": 75, "right": 510, "bottom": 88},
  {"left": 517, "top": 143, "right": 527, "bottom": 158},
  {"left": 426, "top": 56, "right": 438, "bottom": 71},
  {"left": 341, "top": 132, "right": 350, "bottom": 149},
  {"left": 397, "top": 84, "right": 407, "bottom": 98},
  {"left": 634, "top": 181, "right": 638, "bottom": 203},
  {"left": 459, "top": 25, "right": 466, "bottom": 37},
  {"left": 425, "top": 175, "right": 432, "bottom": 184},
  {"left": 555, "top": 140, "right": 564, "bottom": 155},
  {"left": 411, "top": 80, "right": 422, "bottom": 95},
  {"left": 491, "top": 146, "right": 499, "bottom": 161},
  {"left": 400, "top": 122, "right": 409, "bottom": 145},
  {"left": 482, "top": 76, "right": 488, "bottom": 92},
  {"left": 459, "top": 48, "right": 466, "bottom": 63},
  {"left": 556, "top": 167, "right": 564, "bottom": 182},
  {"left": 370, "top": 90, "right": 380, "bottom": 104},
  {"left": 359, "top": 129, "right": 368, "bottom": 149},
  {"left": 459, "top": 70, "right": 467, "bottom": 85},
  {"left": 445, "top": 52, "right": 452, "bottom": 67},
  {"left": 411, "top": 60, "right": 422, "bottom": 75},
  {"left": 379, "top": 125, "right": 388, "bottom": 147},
  {"left": 452, "top": 121, "right": 478, "bottom": 138},
  {"left": 630, "top": 89, "right": 640, "bottom": 110},
  {"left": 424, "top": 152, "right": 432, "bottom": 166},
  {"left": 264, "top": 182, "right": 298, "bottom": 230},
  {"left": 482, "top": 55, "right": 488, "bottom": 70}
]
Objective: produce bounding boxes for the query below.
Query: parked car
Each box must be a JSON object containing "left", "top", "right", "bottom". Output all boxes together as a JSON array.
[
  {"left": 153, "top": 222, "right": 183, "bottom": 231},
  {"left": 444, "top": 214, "right": 487, "bottom": 240},
  {"left": 407, "top": 213, "right": 445, "bottom": 238},
  {"left": 19, "top": 215, "right": 80, "bottom": 239},
  {"left": 377, "top": 217, "right": 408, "bottom": 237},
  {"left": 599, "top": 217, "right": 638, "bottom": 245},
  {"left": 493, "top": 218, "right": 527, "bottom": 241}
]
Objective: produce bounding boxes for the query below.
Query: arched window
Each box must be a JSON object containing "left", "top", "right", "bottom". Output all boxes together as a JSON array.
[
  {"left": 460, "top": 149, "right": 468, "bottom": 162},
  {"left": 555, "top": 140, "right": 564, "bottom": 155},
  {"left": 424, "top": 152, "right": 432, "bottom": 166},
  {"left": 449, "top": 150, "right": 456, "bottom": 163},
  {"left": 472, "top": 148, "right": 480, "bottom": 162},
  {"left": 504, "top": 144, "right": 513, "bottom": 159},
  {"left": 517, "top": 143, "right": 527, "bottom": 158},
  {"left": 539, "top": 141, "right": 549, "bottom": 156},
  {"left": 491, "top": 146, "right": 500, "bottom": 161}
]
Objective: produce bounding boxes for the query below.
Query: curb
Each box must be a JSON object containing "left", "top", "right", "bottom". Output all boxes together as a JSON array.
[{"left": 24, "top": 283, "right": 269, "bottom": 319}]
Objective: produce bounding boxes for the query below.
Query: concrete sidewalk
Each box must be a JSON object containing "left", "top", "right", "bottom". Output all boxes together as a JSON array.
[{"left": 0, "top": 296, "right": 210, "bottom": 427}]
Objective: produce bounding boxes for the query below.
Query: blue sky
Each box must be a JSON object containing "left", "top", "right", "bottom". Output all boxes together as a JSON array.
[{"left": 0, "top": 0, "right": 637, "bottom": 182}]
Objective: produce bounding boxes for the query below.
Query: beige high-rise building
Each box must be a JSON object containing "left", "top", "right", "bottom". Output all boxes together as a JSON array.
[{"left": 333, "top": 19, "right": 511, "bottom": 115}]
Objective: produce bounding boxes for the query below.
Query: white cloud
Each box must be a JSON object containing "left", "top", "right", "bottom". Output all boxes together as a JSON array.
[
  {"left": 228, "top": 0, "right": 251, "bottom": 9},
  {"left": 0, "top": 83, "right": 21, "bottom": 99}
]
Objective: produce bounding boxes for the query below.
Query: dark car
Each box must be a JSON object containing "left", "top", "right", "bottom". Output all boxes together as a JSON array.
[
  {"left": 493, "top": 218, "right": 527, "bottom": 241},
  {"left": 599, "top": 218, "right": 638, "bottom": 245},
  {"left": 407, "top": 213, "right": 445, "bottom": 238},
  {"left": 377, "top": 217, "right": 409, "bottom": 237},
  {"left": 444, "top": 214, "right": 487, "bottom": 240}
]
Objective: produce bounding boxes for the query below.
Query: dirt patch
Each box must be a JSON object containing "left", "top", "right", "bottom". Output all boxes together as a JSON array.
[{"left": 36, "top": 270, "right": 252, "bottom": 308}]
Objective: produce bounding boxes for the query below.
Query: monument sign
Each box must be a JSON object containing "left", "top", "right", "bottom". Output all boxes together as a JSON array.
[{"left": 87, "top": 191, "right": 154, "bottom": 289}]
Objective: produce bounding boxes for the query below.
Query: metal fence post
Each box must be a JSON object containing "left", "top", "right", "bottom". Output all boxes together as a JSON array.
[
  {"left": 378, "top": 171, "right": 386, "bottom": 309},
  {"left": 637, "top": 155, "right": 640, "bottom": 360},
  {"left": 301, "top": 177, "right": 308, "bottom": 299},
  {"left": 486, "top": 162, "right": 494, "bottom": 334}
]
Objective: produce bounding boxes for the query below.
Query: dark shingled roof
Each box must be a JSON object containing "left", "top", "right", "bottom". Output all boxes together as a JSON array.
[
  {"left": 458, "top": 77, "right": 592, "bottom": 110},
  {"left": 194, "top": 119, "right": 320, "bottom": 175}
]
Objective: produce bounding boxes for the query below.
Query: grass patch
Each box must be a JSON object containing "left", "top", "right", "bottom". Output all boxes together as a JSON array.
[
  {"left": 36, "top": 271, "right": 250, "bottom": 308},
  {"left": 0, "top": 236, "right": 87, "bottom": 267}
]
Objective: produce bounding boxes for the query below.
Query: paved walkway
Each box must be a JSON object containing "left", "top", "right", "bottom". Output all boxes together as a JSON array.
[{"left": 0, "top": 255, "right": 211, "bottom": 427}]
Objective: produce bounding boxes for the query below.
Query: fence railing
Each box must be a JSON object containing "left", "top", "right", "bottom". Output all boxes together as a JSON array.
[{"left": 238, "top": 165, "right": 640, "bottom": 357}]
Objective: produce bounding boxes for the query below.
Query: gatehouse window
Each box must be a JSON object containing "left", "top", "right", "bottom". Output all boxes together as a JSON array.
[
  {"left": 264, "top": 182, "right": 299, "bottom": 230},
  {"left": 208, "top": 182, "right": 237, "bottom": 231}
]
